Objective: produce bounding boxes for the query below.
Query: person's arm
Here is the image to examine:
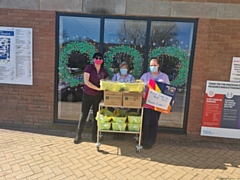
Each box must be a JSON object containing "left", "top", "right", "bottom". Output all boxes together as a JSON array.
[
  {"left": 130, "top": 75, "right": 135, "bottom": 82},
  {"left": 112, "top": 74, "right": 117, "bottom": 81},
  {"left": 165, "top": 74, "right": 170, "bottom": 85},
  {"left": 140, "top": 74, "right": 146, "bottom": 98},
  {"left": 84, "top": 72, "right": 101, "bottom": 91}
]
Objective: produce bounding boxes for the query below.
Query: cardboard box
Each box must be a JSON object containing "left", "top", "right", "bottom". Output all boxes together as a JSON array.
[
  {"left": 104, "top": 91, "right": 122, "bottom": 106},
  {"left": 123, "top": 92, "right": 142, "bottom": 108}
]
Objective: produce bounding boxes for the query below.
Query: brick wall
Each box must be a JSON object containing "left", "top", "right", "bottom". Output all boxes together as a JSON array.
[
  {"left": 187, "top": 18, "right": 240, "bottom": 135},
  {"left": 0, "top": 8, "right": 240, "bottom": 142},
  {"left": 0, "top": 9, "right": 55, "bottom": 128}
]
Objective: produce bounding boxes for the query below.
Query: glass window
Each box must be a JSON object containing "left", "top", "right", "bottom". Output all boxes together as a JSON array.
[
  {"left": 58, "top": 16, "right": 100, "bottom": 120},
  {"left": 149, "top": 21, "right": 194, "bottom": 128},
  {"left": 56, "top": 14, "right": 196, "bottom": 131},
  {"left": 103, "top": 19, "right": 147, "bottom": 79}
]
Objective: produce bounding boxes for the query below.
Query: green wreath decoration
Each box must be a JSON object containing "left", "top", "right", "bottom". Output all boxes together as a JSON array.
[
  {"left": 59, "top": 41, "right": 96, "bottom": 87},
  {"left": 104, "top": 45, "right": 142, "bottom": 79},
  {"left": 149, "top": 46, "right": 189, "bottom": 87}
]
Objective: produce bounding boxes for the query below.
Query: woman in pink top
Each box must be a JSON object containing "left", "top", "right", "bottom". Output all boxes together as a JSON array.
[
  {"left": 140, "top": 57, "right": 170, "bottom": 149},
  {"left": 74, "top": 53, "right": 109, "bottom": 144}
]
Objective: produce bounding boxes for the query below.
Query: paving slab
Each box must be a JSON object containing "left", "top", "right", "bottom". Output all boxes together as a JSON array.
[{"left": 0, "top": 128, "right": 240, "bottom": 179}]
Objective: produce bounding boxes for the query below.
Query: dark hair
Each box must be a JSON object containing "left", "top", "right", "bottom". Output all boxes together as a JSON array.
[
  {"left": 93, "top": 52, "right": 103, "bottom": 59},
  {"left": 92, "top": 52, "right": 104, "bottom": 67},
  {"left": 150, "top": 57, "right": 161, "bottom": 71}
]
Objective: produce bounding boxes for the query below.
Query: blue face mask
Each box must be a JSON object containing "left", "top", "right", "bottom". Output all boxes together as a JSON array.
[
  {"left": 120, "top": 68, "right": 127, "bottom": 75},
  {"left": 150, "top": 66, "right": 158, "bottom": 73}
]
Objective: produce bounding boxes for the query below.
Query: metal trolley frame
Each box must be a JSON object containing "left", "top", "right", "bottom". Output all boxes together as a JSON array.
[{"left": 95, "top": 102, "right": 144, "bottom": 153}]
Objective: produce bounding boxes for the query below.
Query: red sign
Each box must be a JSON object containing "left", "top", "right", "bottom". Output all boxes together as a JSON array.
[{"left": 202, "top": 94, "right": 224, "bottom": 127}]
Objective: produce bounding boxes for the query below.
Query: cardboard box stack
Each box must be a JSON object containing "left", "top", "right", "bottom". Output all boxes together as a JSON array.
[{"left": 100, "top": 80, "right": 144, "bottom": 107}]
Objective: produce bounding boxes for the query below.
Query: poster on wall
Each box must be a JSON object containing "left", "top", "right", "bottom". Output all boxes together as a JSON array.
[
  {"left": 0, "top": 26, "right": 33, "bottom": 85},
  {"left": 230, "top": 57, "right": 240, "bottom": 82},
  {"left": 201, "top": 80, "right": 240, "bottom": 139}
]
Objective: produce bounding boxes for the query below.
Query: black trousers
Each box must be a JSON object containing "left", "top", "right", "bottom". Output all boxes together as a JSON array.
[
  {"left": 77, "top": 92, "right": 102, "bottom": 141},
  {"left": 142, "top": 108, "right": 161, "bottom": 146}
]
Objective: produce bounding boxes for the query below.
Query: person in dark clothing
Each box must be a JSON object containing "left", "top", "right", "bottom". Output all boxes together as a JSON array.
[{"left": 74, "top": 52, "right": 109, "bottom": 144}]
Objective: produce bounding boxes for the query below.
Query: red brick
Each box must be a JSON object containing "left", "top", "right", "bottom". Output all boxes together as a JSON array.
[
  {"left": 0, "top": 8, "right": 55, "bottom": 125},
  {"left": 188, "top": 18, "right": 240, "bottom": 139}
]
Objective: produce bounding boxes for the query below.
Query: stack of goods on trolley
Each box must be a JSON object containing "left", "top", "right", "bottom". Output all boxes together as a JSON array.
[
  {"left": 96, "top": 108, "right": 142, "bottom": 132},
  {"left": 95, "top": 80, "right": 144, "bottom": 132}
]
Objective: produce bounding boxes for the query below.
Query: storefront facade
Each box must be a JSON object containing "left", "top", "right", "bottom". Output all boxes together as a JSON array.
[{"left": 0, "top": 0, "right": 240, "bottom": 142}]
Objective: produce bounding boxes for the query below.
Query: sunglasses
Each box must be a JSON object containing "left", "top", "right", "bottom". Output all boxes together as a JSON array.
[{"left": 95, "top": 57, "right": 103, "bottom": 60}]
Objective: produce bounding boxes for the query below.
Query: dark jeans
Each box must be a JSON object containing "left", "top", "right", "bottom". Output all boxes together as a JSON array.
[
  {"left": 77, "top": 92, "right": 102, "bottom": 141},
  {"left": 142, "top": 108, "right": 161, "bottom": 146}
]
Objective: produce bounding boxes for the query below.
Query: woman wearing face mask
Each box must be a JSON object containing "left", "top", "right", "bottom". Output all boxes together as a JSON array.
[
  {"left": 111, "top": 61, "right": 135, "bottom": 140},
  {"left": 74, "top": 52, "right": 109, "bottom": 144},
  {"left": 140, "top": 57, "right": 170, "bottom": 149},
  {"left": 112, "top": 61, "right": 135, "bottom": 82}
]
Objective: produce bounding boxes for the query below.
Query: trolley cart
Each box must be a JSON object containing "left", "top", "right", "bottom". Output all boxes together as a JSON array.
[{"left": 95, "top": 102, "right": 144, "bottom": 153}]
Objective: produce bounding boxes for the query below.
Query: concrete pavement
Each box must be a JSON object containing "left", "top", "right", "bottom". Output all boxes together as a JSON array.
[{"left": 1, "top": 128, "right": 240, "bottom": 180}]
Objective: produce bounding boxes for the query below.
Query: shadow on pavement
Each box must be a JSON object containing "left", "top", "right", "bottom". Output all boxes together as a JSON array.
[
  {"left": 93, "top": 133, "right": 240, "bottom": 171},
  {"left": 1, "top": 127, "right": 240, "bottom": 171}
]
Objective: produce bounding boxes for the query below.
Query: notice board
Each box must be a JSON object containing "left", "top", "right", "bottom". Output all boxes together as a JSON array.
[
  {"left": 230, "top": 57, "right": 240, "bottom": 82},
  {"left": 201, "top": 80, "right": 240, "bottom": 139},
  {"left": 0, "top": 26, "right": 33, "bottom": 85}
]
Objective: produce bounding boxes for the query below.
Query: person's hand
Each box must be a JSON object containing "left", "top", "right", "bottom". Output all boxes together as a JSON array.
[
  {"left": 96, "top": 87, "right": 102, "bottom": 91},
  {"left": 172, "top": 100, "right": 175, "bottom": 106}
]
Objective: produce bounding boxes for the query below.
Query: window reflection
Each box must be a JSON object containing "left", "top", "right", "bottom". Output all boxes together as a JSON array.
[
  {"left": 148, "top": 21, "right": 194, "bottom": 128},
  {"left": 149, "top": 22, "right": 178, "bottom": 48},
  {"left": 58, "top": 17, "right": 101, "bottom": 120},
  {"left": 60, "top": 16, "right": 100, "bottom": 44},
  {"left": 103, "top": 19, "right": 147, "bottom": 79},
  {"left": 57, "top": 15, "right": 195, "bottom": 129}
]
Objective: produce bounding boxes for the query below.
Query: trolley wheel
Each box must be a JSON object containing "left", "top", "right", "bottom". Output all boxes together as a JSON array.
[
  {"left": 99, "top": 136, "right": 103, "bottom": 142},
  {"left": 136, "top": 149, "right": 140, "bottom": 153},
  {"left": 97, "top": 147, "right": 100, "bottom": 152}
]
